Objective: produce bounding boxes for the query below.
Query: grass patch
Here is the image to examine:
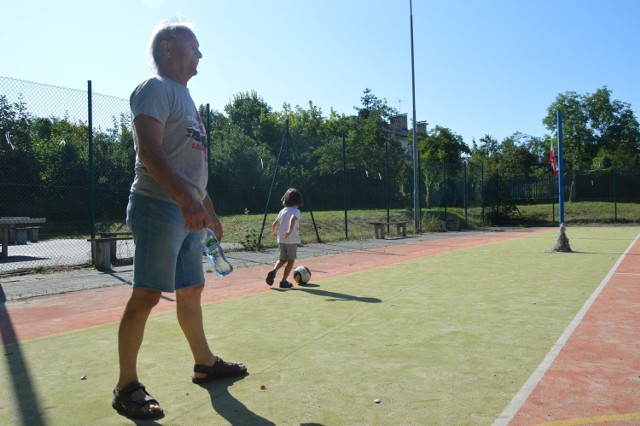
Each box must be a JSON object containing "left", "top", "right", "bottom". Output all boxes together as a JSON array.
[{"left": 33, "top": 266, "right": 51, "bottom": 274}]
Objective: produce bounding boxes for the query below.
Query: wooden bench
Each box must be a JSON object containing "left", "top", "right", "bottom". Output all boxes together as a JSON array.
[
  {"left": 369, "top": 221, "right": 408, "bottom": 239},
  {"left": 88, "top": 233, "right": 133, "bottom": 269}
]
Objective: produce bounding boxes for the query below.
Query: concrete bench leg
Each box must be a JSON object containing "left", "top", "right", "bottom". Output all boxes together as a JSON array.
[
  {"left": 447, "top": 220, "right": 460, "bottom": 231},
  {"left": 27, "top": 228, "right": 39, "bottom": 242},
  {"left": 373, "top": 224, "right": 385, "bottom": 239},
  {"left": 91, "top": 240, "right": 112, "bottom": 269},
  {"left": 110, "top": 240, "right": 117, "bottom": 260},
  {"left": 1, "top": 227, "right": 8, "bottom": 258},
  {"left": 396, "top": 223, "right": 407, "bottom": 236},
  {"left": 15, "top": 229, "right": 27, "bottom": 245}
]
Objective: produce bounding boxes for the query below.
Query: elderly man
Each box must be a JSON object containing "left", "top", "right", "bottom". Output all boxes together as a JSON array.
[{"left": 112, "top": 21, "right": 247, "bottom": 420}]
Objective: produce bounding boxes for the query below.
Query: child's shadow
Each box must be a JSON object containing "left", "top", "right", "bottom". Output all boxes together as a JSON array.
[
  {"left": 294, "top": 283, "right": 382, "bottom": 303},
  {"left": 196, "top": 375, "right": 275, "bottom": 425}
]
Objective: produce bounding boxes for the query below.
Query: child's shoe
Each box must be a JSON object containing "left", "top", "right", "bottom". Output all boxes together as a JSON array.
[
  {"left": 266, "top": 270, "right": 276, "bottom": 286},
  {"left": 279, "top": 280, "right": 293, "bottom": 289}
]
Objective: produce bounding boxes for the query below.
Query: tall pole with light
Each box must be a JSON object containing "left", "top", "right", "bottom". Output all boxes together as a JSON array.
[{"left": 409, "top": 0, "right": 420, "bottom": 233}]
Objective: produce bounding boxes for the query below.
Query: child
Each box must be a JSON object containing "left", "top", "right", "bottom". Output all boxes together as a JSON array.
[{"left": 266, "top": 188, "right": 303, "bottom": 288}]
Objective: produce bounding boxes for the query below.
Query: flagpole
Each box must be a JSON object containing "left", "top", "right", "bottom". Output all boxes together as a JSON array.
[
  {"left": 549, "top": 109, "right": 572, "bottom": 252},
  {"left": 557, "top": 110, "right": 564, "bottom": 225}
]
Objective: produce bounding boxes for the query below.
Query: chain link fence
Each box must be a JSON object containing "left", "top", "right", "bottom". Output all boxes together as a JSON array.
[
  {"left": 1, "top": 77, "right": 132, "bottom": 274},
  {"left": 421, "top": 160, "right": 640, "bottom": 227},
  {"left": 1, "top": 76, "right": 639, "bottom": 274}
]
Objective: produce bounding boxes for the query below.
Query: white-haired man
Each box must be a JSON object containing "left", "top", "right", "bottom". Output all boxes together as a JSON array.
[{"left": 112, "top": 22, "right": 247, "bottom": 420}]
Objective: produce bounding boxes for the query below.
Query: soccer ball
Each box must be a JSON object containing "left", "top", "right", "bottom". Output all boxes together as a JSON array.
[{"left": 293, "top": 265, "right": 312, "bottom": 284}]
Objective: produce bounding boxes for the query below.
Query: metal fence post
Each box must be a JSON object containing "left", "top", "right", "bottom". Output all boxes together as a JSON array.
[
  {"left": 463, "top": 161, "right": 468, "bottom": 226},
  {"left": 613, "top": 165, "right": 617, "bottom": 221},
  {"left": 88, "top": 80, "right": 95, "bottom": 239},
  {"left": 205, "top": 103, "right": 211, "bottom": 193},
  {"left": 481, "top": 163, "right": 485, "bottom": 225},
  {"left": 342, "top": 132, "right": 348, "bottom": 239}
]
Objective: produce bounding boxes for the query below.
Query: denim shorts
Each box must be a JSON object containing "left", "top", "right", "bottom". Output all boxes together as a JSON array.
[{"left": 126, "top": 193, "right": 205, "bottom": 292}]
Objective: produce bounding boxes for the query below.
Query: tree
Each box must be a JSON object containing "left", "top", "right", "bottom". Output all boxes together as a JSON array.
[
  {"left": 543, "top": 87, "right": 640, "bottom": 172},
  {"left": 224, "top": 91, "right": 280, "bottom": 152},
  {"left": 276, "top": 102, "right": 330, "bottom": 204},
  {"left": 469, "top": 134, "right": 500, "bottom": 174},
  {"left": 350, "top": 89, "right": 401, "bottom": 170},
  {"left": 418, "top": 126, "right": 470, "bottom": 208},
  {"left": 315, "top": 112, "right": 353, "bottom": 176},
  {"left": 353, "top": 90, "right": 407, "bottom": 208},
  {"left": 419, "top": 126, "right": 469, "bottom": 165},
  {"left": 208, "top": 127, "right": 274, "bottom": 214},
  {"left": 0, "top": 96, "right": 43, "bottom": 215},
  {"left": 198, "top": 105, "right": 229, "bottom": 137},
  {"left": 498, "top": 132, "right": 541, "bottom": 179}
]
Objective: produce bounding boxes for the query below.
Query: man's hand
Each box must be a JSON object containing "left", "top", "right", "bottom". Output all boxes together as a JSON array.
[
  {"left": 178, "top": 194, "right": 211, "bottom": 232},
  {"left": 206, "top": 215, "right": 223, "bottom": 241},
  {"left": 202, "top": 194, "right": 223, "bottom": 240}
]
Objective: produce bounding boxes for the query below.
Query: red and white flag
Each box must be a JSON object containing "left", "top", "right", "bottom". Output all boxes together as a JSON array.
[{"left": 550, "top": 142, "right": 558, "bottom": 177}]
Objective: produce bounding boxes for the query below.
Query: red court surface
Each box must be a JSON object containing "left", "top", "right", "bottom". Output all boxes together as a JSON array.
[
  {"left": 507, "top": 233, "right": 640, "bottom": 425},
  {"left": 0, "top": 229, "right": 535, "bottom": 344},
  {"left": 1, "top": 227, "right": 639, "bottom": 424}
]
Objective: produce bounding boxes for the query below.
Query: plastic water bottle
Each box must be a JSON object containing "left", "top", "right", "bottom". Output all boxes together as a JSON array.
[{"left": 202, "top": 228, "right": 233, "bottom": 277}]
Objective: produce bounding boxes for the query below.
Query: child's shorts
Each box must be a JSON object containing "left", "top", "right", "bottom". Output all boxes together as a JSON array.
[
  {"left": 126, "top": 193, "right": 205, "bottom": 292},
  {"left": 278, "top": 243, "right": 298, "bottom": 260}
]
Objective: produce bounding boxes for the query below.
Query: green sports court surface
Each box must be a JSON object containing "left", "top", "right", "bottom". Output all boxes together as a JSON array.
[{"left": 1, "top": 226, "right": 639, "bottom": 425}]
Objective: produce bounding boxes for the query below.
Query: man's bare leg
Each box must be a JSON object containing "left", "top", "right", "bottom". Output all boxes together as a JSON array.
[
  {"left": 176, "top": 284, "right": 246, "bottom": 381},
  {"left": 116, "top": 288, "right": 162, "bottom": 413}
]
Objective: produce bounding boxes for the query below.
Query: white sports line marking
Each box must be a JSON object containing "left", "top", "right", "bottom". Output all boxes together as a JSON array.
[{"left": 493, "top": 232, "right": 640, "bottom": 426}]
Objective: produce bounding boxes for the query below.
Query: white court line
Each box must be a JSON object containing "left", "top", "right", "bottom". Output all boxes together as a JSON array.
[{"left": 493, "top": 232, "right": 640, "bottom": 426}]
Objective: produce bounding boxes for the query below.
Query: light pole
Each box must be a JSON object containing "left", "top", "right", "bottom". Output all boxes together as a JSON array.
[{"left": 409, "top": 0, "right": 420, "bottom": 233}]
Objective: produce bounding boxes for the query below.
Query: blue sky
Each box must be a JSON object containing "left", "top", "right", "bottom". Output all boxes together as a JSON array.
[{"left": 3, "top": 0, "right": 638, "bottom": 145}]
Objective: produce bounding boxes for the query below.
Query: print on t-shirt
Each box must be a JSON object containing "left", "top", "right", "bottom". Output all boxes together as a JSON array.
[{"left": 187, "top": 111, "right": 208, "bottom": 160}]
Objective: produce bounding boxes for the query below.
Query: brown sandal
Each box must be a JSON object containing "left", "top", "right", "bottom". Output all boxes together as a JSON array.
[
  {"left": 112, "top": 381, "right": 163, "bottom": 419},
  {"left": 192, "top": 356, "right": 248, "bottom": 384}
]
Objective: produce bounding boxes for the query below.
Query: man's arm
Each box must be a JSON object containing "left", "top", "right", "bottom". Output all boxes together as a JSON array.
[{"left": 133, "top": 114, "right": 209, "bottom": 231}]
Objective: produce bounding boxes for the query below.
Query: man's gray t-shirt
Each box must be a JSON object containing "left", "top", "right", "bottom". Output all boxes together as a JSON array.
[{"left": 129, "top": 76, "right": 208, "bottom": 204}]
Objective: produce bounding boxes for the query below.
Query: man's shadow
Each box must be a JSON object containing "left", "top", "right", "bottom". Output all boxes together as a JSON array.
[{"left": 196, "top": 375, "right": 275, "bottom": 425}]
